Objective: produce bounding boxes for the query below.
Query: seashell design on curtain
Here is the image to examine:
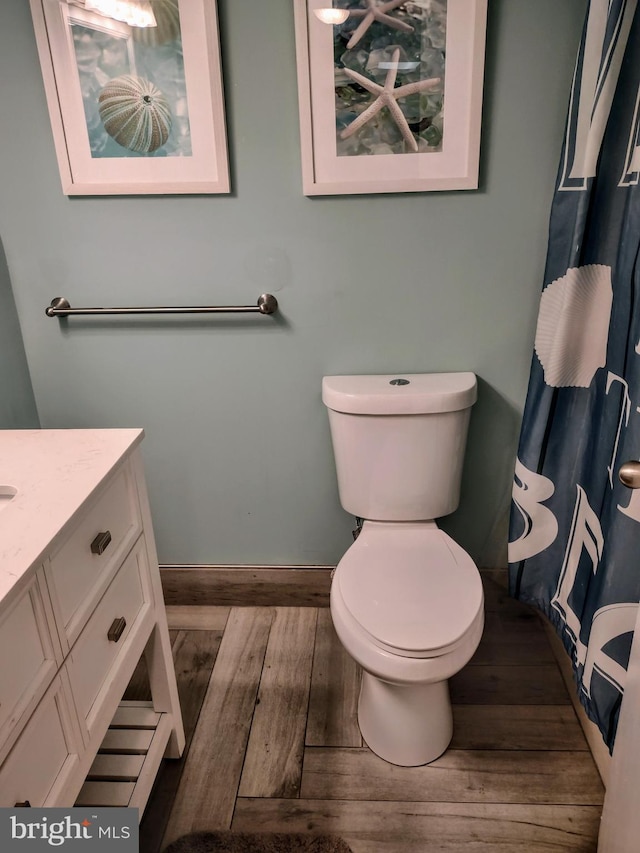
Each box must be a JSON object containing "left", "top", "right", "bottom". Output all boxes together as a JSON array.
[{"left": 508, "top": 0, "right": 640, "bottom": 752}]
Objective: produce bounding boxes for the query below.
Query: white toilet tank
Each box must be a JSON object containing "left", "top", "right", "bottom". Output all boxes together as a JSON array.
[{"left": 322, "top": 373, "right": 477, "bottom": 521}]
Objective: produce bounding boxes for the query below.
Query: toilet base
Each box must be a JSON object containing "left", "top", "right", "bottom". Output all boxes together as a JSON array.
[{"left": 358, "top": 671, "right": 453, "bottom": 766}]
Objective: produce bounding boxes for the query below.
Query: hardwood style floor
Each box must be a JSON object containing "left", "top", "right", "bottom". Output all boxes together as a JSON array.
[{"left": 129, "top": 572, "right": 604, "bottom": 852}]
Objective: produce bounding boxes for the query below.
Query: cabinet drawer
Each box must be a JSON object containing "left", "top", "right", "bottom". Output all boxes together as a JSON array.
[
  {"left": 47, "top": 464, "right": 142, "bottom": 646},
  {"left": 67, "top": 540, "right": 153, "bottom": 738},
  {"left": 0, "top": 673, "right": 81, "bottom": 808},
  {"left": 0, "top": 572, "right": 59, "bottom": 761}
]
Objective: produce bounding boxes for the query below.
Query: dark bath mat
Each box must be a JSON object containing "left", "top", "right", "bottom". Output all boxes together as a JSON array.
[{"left": 163, "top": 832, "right": 353, "bottom": 853}]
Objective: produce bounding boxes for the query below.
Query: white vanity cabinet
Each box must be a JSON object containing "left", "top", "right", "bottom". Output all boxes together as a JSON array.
[{"left": 0, "top": 429, "right": 184, "bottom": 815}]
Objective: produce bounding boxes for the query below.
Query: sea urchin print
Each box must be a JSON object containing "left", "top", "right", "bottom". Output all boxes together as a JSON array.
[{"left": 98, "top": 74, "right": 172, "bottom": 154}]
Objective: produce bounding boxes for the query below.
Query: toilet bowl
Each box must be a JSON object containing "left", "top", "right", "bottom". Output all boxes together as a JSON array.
[
  {"left": 322, "top": 372, "right": 483, "bottom": 767},
  {"left": 331, "top": 520, "right": 484, "bottom": 766}
]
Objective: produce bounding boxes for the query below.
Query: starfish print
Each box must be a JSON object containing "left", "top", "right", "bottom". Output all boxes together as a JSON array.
[
  {"left": 340, "top": 49, "right": 440, "bottom": 152},
  {"left": 346, "top": 0, "right": 414, "bottom": 50}
]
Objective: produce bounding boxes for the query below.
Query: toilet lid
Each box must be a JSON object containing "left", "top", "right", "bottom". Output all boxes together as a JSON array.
[{"left": 336, "top": 526, "right": 483, "bottom": 657}]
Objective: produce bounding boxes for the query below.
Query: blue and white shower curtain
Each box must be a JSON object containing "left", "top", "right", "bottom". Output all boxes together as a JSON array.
[{"left": 508, "top": 0, "right": 640, "bottom": 751}]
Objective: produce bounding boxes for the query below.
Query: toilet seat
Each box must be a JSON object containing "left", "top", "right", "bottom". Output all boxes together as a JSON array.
[{"left": 335, "top": 521, "right": 483, "bottom": 659}]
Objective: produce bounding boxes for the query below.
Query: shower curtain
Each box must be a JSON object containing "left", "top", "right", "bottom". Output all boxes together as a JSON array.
[{"left": 508, "top": 0, "right": 640, "bottom": 752}]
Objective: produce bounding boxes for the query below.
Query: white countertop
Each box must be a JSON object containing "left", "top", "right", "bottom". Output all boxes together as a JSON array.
[{"left": 0, "top": 429, "right": 144, "bottom": 604}]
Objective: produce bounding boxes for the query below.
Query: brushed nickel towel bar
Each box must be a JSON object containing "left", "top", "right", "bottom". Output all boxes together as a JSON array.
[{"left": 45, "top": 293, "right": 278, "bottom": 318}]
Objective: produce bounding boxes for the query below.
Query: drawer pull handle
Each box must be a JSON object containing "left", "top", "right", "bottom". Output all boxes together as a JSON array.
[
  {"left": 15, "top": 801, "right": 31, "bottom": 808},
  {"left": 107, "top": 616, "right": 127, "bottom": 643},
  {"left": 91, "top": 530, "right": 112, "bottom": 555}
]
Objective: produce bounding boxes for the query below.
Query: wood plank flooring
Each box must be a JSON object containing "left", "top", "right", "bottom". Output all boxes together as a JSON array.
[{"left": 133, "top": 575, "right": 604, "bottom": 852}]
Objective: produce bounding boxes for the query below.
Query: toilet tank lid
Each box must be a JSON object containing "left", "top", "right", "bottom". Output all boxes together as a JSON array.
[{"left": 322, "top": 373, "right": 477, "bottom": 415}]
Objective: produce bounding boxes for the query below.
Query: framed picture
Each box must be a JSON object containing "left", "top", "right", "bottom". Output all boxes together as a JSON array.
[
  {"left": 29, "top": 0, "right": 230, "bottom": 195},
  {"left": 293, "top": 0, "right": 487, "bottom": 195}
]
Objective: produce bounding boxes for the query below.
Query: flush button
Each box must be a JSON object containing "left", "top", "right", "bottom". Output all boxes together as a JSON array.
[{"left": 389, "top": 378, "right": 410, "bottom": 386}]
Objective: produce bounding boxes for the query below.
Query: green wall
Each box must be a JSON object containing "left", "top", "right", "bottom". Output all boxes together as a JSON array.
[
  {"left": 0, "top": 236, "right": 39, "bottom": 430},
  {"left": 0, "top": 0, "right": 587, "bottom": 566}
]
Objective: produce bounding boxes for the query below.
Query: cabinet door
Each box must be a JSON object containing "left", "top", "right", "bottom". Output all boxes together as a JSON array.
[
  {"left": 0, "top": 671, "right": 82, "bottom": 807},
  {"left": 0, "top": 571, "right": 60, "bottom": 763}
]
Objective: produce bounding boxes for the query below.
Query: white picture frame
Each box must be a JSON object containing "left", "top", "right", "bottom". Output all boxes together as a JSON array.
[
  {"left": 29, "top": 0, "right": 230, "bottom": 195},
  {"left": 293, "top": 0, "right": 487, "bottom": 195}
]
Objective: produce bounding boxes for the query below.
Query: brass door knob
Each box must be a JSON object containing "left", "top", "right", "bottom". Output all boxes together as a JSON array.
[{"left": 619, "top": 461, "right": 640, "bottom": 489}]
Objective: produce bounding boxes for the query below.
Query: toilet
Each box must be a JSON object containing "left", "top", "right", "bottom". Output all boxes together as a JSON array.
[{"left": 322, "top": 372, "right": 484, "bottom": 767}]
